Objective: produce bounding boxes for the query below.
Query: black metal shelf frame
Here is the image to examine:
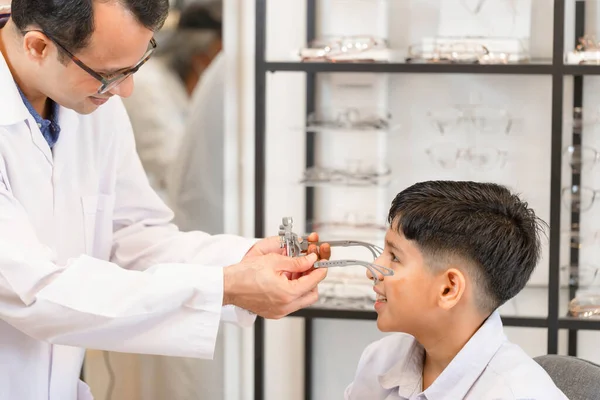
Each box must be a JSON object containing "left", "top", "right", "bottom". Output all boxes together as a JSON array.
[
  {"left": 253, "top": 1, "right": 598, "bottom": 399},
  {"left": 264, "top": 62, "right": 600, "bottom": 76},
  {"left": 264, "top": 61, "right": 555, "bottom": 74}
]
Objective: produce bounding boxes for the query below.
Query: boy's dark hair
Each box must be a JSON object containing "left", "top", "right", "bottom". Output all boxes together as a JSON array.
[
  {"left": 11, "top": 0, "right": 169, "bottom": 55},
  {"left": 388, "top": 180, "right": 545, "bottom": 312}
]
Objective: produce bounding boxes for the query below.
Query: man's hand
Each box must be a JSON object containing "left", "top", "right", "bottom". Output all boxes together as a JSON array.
[
  {"left": 245, "top": 232, "right": 332, "bottom": 260},
  {"left": 222, "top": 253, "right": 327, "bottom": 319}
]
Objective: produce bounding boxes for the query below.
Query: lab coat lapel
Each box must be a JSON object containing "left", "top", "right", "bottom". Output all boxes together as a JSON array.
[
  {"left": 52, "top": 106, "right": 79, "bottom": 183},
  {"left": 26, "top": 118, "right": 54, "bottom": 166},
  {"left": 48, "top": 344, "right": 86, "bottom": 399}
]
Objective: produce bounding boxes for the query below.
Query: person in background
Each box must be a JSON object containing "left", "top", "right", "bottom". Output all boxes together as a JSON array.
[
  {"left": 122, "top": 2, "right": 222, "bottom": 199},
  {"left": 167, "top": 39, "right": 224, "bottom": 234},
  {"left": 139, "top": 3, "right": 231, "bottom": 398}
]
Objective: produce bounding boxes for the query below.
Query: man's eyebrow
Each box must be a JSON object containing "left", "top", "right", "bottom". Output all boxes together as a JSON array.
[{"left": 98, "top": 66, "right": 131, "bottom": 75}]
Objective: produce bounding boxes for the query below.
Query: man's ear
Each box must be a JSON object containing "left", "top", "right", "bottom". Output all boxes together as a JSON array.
[
  {"left": 437, "top": 268, "right": 466, "bottom": 310},
  {"left": 22, "top": 31, "right": 52, "bottom": 64}
]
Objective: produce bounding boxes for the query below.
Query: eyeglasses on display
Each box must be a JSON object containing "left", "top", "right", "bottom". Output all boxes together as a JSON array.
[
  {"left": 406, "top": 42, "right": 488, "bottom": 64},
  {"left": 562, "top": 224, "right": 600, "bottom": 249},
  {"left": 562, "top": 264, "right": 600, "bottom": 287},
  {"left": 301, "top": 163, "right": 392, "bottom": 187},
  {"left": 569, "top": 290, "right": 600, "bottom": 319},
  {"left": 407, "top": 40, "right": 527, "bottom": 65},
  {"left": 561, "top": 185, "right": 600, "bottom": 213},
  {"left": 563, "top": 145, "right": 600, "bottom": 173},
  {"left": 428, "top": 104, "right": 513, "bottom": 135},
  {"left": 306, "top": 108, "right": 394, "bottom": 132},
  {"left": 566, "top": 35, "right": 600, "bottom": 65},
  {"left": 299, "top": 35, "right": 390, "bottom": 63},
  {"left": 426, "top": 143, "right": 508, "bottom": 171}
]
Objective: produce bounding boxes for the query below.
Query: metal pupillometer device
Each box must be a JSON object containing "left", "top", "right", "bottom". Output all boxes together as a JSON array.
[{"left": 277, "top": 217, "right": 394, "bottom": 283}]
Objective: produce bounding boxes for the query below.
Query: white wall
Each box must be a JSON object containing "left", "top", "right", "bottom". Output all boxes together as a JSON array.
[{"left": 230, "top": 1, "right": 600, "bottom": 399}]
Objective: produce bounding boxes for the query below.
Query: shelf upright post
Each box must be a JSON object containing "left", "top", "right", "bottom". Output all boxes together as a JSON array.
[
  {"left": 304, "top": 1, "right": 317, "bottom": 399},
  {"left": 548, "top": 0, "right": 566, "bottom": 355},
  {"left": 254, "top": 1, "right": 268, "bottom": 399},
  {"left": 567, "top": 0, "right": 585, "bottom": 357}
]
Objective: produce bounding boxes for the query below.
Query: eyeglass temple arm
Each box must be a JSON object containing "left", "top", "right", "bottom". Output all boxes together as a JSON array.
[
  {"left": 301, "top": 238, "right": 383, "bottom": 259},
  {"left": 314, "top": 259, "right": 393, "bottom": 277}
]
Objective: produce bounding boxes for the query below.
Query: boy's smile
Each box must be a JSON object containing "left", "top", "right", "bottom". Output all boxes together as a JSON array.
[{"left": 373, "top": 286, "right": 387, "bottom": 311}]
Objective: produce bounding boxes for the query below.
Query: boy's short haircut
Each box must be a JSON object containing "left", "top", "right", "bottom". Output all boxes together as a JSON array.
[{"left": 388, "top": 181, "right": 545, "bottom": 313}]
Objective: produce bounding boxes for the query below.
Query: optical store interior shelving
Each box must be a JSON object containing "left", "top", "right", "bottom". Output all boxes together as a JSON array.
[{"left": 253, "top": 1, "right": 600, "bottom": 399}]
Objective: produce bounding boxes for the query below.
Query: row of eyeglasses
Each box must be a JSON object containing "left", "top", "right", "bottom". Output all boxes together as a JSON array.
[{"left": 297, "top": 34, "right": 600, "bottom": 66}]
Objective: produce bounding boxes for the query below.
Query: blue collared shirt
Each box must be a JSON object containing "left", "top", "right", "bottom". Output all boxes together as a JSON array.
[
  {"left": 345, "top": 312, "right": 568, "bottom": 400},
  {"left": 16, "top": 87, "right": 61, "bottom": 149}
]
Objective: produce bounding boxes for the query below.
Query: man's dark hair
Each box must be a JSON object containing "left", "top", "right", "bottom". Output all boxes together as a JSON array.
[
  {"left": 388, "top": 180, "right": 545, "bottom": 312},
  {"left": 11, "top": 0, "right": 169, "bottom": 55}
]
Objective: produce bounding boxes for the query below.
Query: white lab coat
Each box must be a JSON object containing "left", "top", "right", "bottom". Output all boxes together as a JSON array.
[
  {"left": 168, "top": 51, "right": 225, "bottom": 234},
  {"left": 136, "top": 51, "right": 226, "bottom": 400},
  {"left": 122, "top": 56, "right": 189, "bottom": 200},
  {"left": 0, "top": 50, "right": 255, "bottom": 400}
]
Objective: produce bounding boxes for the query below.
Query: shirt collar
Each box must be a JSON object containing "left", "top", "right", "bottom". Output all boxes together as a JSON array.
[
  {"left": 378, "top": 339, "right": 425, "bottom": 398},
  {"left": 15, "top": 84, "right": 61, "bottom": 147},
  {"left": 378, "top": 311, "right": 507, "bottom": 400}
]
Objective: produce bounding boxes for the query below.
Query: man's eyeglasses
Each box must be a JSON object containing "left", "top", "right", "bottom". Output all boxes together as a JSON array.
[{"left": 24, "top": 30, "right": 156, "bottom": 95}]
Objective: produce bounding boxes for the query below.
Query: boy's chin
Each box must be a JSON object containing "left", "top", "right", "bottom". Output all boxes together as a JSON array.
[
  {"left": 377, "top": 313, "right": 413, "bottom": 334},
  {"left": 376, "top": 315, "right": 397, "bottom": 332}
]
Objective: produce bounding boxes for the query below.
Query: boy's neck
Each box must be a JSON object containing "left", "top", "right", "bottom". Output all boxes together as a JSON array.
[{"left": 419, "top": 312, "right": 487, "bottom": 390}]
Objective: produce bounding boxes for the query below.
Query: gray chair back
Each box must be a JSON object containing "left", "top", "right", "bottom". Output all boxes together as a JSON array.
[{"left": 534, "top": 355, "right": 600, "bottom": 400}]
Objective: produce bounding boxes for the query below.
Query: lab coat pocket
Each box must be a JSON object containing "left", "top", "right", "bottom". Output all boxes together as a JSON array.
[{"left": 81, "top": 194, "right": 116, "bottom": 260}]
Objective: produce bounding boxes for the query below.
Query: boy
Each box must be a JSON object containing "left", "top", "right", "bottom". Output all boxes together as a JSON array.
[{"left": 345, "top": 181, "right": 567, "bottom": 399}]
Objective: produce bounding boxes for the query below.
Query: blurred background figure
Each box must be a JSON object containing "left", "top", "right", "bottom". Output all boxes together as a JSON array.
[
  {"left": 167, "top": 11, "right": 225, "bottom": 234},
  {"left": 123, "top": 1, "right": 222, "bottom": 199},
  {"left": 139, "top": 1, "right": 230, "bottom": 396}
]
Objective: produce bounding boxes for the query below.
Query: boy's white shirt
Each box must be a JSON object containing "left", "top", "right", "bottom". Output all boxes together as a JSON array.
[{"left": 345, "top": 311, "right": 568, "bottom": 400}]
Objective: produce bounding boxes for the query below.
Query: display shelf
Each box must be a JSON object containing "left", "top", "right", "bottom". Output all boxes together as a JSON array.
[
  {"left": 559, "top": 317, "right": 600, "bottom": 330},
  {"left": 252, "top": 1, "right": 599, "bottom": 399},
  {"left": 563, "top": 64, "right": 600, "bottom": 75},
  {"left": 264, "top": 61, "right": 555, "bottom": 75},
  {"left": 290, "top": 307, "right": 550, "bottom": 328}
]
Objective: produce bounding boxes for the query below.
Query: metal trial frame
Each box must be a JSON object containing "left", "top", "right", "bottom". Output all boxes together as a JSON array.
[{"left": 254, "top": 1, "right": 600, "bottom": 398}]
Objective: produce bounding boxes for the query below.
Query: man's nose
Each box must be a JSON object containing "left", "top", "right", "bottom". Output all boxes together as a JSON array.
[{"left": 108, "top": 75, "right": 135, "bottom": 98}]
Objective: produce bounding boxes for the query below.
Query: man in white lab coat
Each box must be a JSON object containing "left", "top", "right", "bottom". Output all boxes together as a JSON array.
[{"left": 0, "top": 2, "right": 328, "bottom": 400}]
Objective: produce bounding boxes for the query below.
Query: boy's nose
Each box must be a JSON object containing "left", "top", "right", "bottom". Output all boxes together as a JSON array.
[
  {"left": 366, "top": 266, "right": 385, "bottom": 283},
  {"left": 367, "top": 255, "right": 386, "bottom": 282}
]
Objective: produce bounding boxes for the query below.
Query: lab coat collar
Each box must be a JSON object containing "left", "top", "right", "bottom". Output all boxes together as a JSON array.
[
  {"left": 0, "top": 49, "right": 31, "bottom": 126},
  {"left": 379, "top": 311, "right": 506, "bottom": 400},
  {"left": 0, "top": 45, "right": 80, "bottom": 167}
]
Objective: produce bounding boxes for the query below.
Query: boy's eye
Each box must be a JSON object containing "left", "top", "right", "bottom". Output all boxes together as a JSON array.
[{"left": 390, "top": 253, "right": 400, "bottom": 262}]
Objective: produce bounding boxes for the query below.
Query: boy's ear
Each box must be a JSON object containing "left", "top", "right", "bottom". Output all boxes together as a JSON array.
[{"left": 437, "top": 268, "right": 466, "bottom": 310}]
